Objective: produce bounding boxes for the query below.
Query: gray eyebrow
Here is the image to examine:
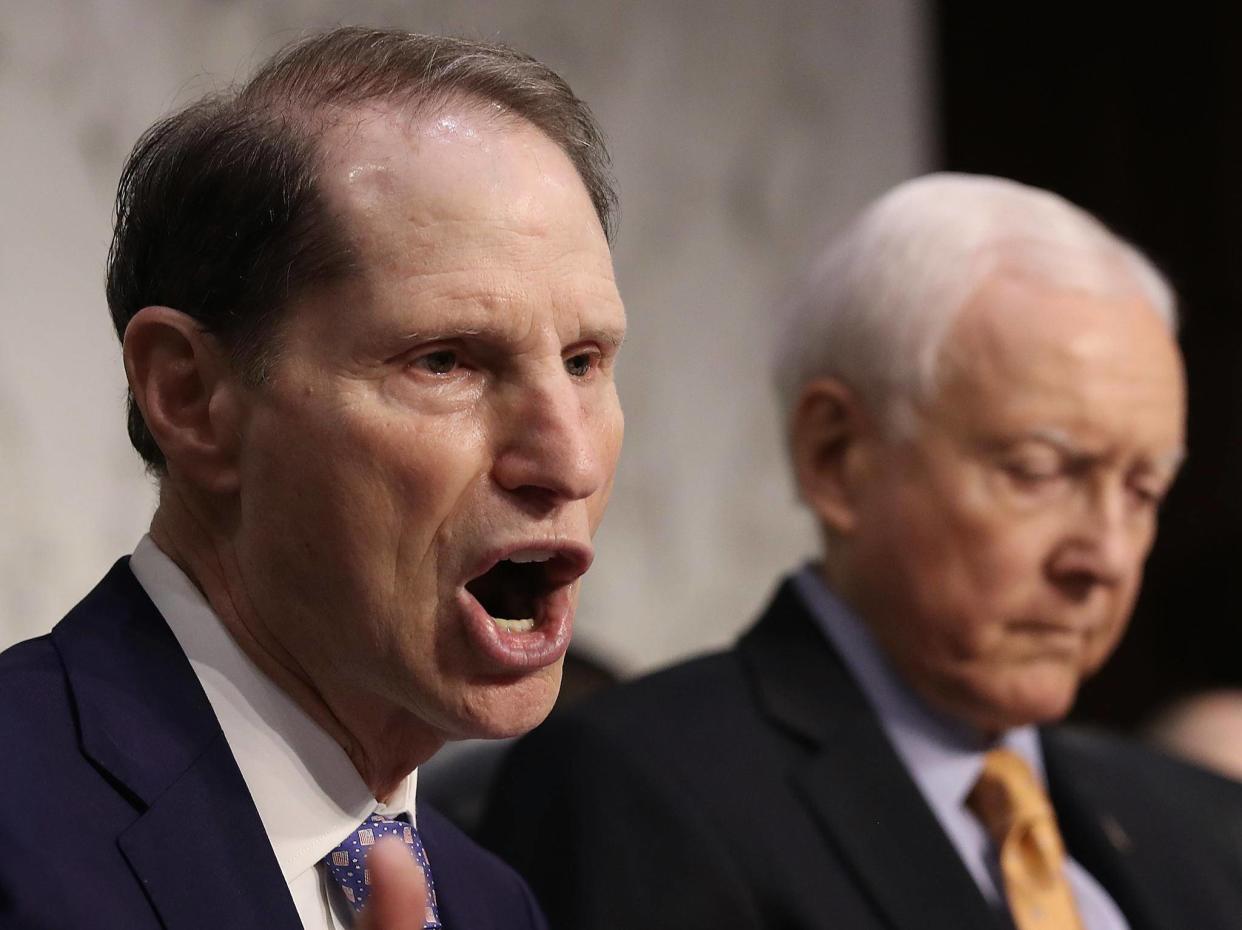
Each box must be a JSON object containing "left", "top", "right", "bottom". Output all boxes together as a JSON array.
[
  {"left": 1020, "top": 427, "right": 1186, "bottom": 472},
  {"left": 579, "top": 326, "right": 627, "bottom": 350}
]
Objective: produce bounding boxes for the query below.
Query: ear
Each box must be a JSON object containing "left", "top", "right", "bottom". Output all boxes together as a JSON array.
[
  {"left": 122, "top": 306, "right": 244, "bottom": 494},
  {"left": 789, "top": 378, "right": 876, "bottom": 536}
]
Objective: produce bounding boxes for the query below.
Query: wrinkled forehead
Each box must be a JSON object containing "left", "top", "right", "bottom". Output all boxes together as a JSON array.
[{"left": 312, "top": 102, "right": 609, "bottom": 272}]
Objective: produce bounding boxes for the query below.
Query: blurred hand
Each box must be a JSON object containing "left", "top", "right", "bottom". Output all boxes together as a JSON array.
[{"left": 359, "top": 838, "right": 432, "bottom": 930}]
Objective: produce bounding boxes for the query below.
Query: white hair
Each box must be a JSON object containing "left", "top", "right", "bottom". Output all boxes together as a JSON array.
[{"left": 773, "top": 172, "right": 1177, "bottom": 436}]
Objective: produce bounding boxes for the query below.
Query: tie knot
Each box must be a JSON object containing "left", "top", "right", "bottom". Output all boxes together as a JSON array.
[
  {"left": 321, "top": 814, "right": 441, "bottom": 928},
  {"left": 967, "top": 748, "right": 1055, "bottom": 845}
]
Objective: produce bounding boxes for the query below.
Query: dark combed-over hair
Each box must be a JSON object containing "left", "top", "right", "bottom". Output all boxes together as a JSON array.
[{"left": 106, "top": 26, "right": 618, "bottom": 470}]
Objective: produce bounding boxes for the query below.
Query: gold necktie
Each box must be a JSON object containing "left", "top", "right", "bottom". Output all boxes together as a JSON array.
[{"left": 967, "top": 748, "right": 1085, "bottom": 930}]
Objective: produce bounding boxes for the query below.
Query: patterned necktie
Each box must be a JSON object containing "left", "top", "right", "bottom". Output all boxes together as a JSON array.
[
  {"left": 967, "top": 748, "right": 1085, "bottom": 930},
  {"left": 321, "top": 813, "right": 441, "bottom": 928}
]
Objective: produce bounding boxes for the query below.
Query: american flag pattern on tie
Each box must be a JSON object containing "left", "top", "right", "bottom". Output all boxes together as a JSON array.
[{"left": 321, "top": 813, "right": 441, "bottom": 928}]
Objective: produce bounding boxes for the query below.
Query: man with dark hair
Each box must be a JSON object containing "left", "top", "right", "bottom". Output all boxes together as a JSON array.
[{"left": 0, "top": 27, "right": 625, "bottom": 930}]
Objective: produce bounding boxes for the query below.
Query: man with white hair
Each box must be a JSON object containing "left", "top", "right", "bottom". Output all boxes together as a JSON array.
[{"left": 481, "top": 174, "right": 1242, "bottom": 930}]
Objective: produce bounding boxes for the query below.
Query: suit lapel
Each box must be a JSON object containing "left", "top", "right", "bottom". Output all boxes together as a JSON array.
[
  {"left": 1042, "top": 730, "right": 1169, "bottom": 930},
  {"left": 118, "top": 735, "right": 304, "bottom": 929},
  {"left": 739, "top": 581, "right": 1002, "bottom": 930},
  {"left": 53, "top": 560, "right": 302, "bottom": 930}
]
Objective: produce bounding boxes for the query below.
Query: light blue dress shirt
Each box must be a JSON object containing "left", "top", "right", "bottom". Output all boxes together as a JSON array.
[{"left": 793, "top": 565, "right": 1129, "bottom": 930}]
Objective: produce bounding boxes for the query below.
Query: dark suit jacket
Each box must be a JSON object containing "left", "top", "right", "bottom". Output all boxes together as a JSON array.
[
  {"left": 0, "top": 559, "right": 548, "bottom": 930},
  {"left": 480, "top": 578, "right": 1242, "bottom": 930}
]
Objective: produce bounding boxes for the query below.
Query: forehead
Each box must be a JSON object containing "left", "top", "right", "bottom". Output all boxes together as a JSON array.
[
  {"left": 319, "top": 102, "right": 612, "bottom": 281},
  {"left": 282, "top": 103, "right": 621, "bottom": 349},
  {"left": 932, "top": 272, "right": 1186, "bottom": 451}
]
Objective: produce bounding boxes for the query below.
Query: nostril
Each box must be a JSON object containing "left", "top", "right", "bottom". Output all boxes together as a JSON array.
[
  {"left": 1054, "top": 572, "right": 1099, "bottom": 604},
  {"left": 502, "top": 483, "right": 567, "bottom": 519}
]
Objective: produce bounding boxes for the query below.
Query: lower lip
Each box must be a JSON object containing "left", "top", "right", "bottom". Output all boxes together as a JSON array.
[{"left": 457, "top": 585, "right": 575, "bottom": 672}]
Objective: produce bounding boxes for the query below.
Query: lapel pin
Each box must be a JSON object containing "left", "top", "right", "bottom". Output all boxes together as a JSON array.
[{"left": 1101, "top": 814, "right": 1132, "bottom": 853}]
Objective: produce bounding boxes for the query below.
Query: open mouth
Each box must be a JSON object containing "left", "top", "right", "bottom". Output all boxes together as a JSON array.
[
  {"left": 458, "top": 543, "right": 593, "bottom": 670},
  {"left": 464, "top": 549, "right": 575, "bottom": 632}
]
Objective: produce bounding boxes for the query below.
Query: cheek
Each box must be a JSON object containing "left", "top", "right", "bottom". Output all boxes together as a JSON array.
[
  {"left": 243, "top": 400, "right": 487, "bottom": 594},
  {"left": 928, "top": 490, "right": 1055, "bottom": 604},
  {"left": 586, "top": 395, "right": 625, "bottom": 531},
  {"left": 606, "top": 398, "right": 625, "bottom": 472},
  {"left": 1081, "top": 584, "right": 1139, "bottom": 673},
  {"left": 885, "top": 519, "right": 1068, "bottom": 691},
  {"left": 339, "top": 400, "right": 485, "bottom": 498}
]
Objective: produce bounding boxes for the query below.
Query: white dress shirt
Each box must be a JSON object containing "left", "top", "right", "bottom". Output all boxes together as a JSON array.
[
  {"left": 130, "top": 535, "right": 417, "bottom": 930},
  {"left": 794, "top": 565, "right": 1129, "bottom": 930}
]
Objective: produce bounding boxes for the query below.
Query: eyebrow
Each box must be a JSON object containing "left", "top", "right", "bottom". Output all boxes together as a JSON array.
[
  {"left": 396, "top": 327, "right": 483, "bottom": 343},
  {"left": 1019, "top": 427, "right": 1187, "bottom": 472},
  {"left": 578, "top": 325, "right": 627, "bottom": 350},
  {"left": 393, "top": 323, "right": 627, "bottom": 350}
]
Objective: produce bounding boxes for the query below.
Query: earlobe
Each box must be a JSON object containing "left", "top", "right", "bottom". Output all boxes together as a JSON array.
[
  {"left": 122, "top": 306, "right": 242, "bottom": 494},
  {"left": 790, "top": 378, "right": 870, "bottom": 536}
]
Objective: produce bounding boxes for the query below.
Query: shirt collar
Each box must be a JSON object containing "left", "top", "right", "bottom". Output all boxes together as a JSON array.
[
  {"left": 792, "top": 563, "right": 1047, "bottom": 817},
  {"left": 129, "top": 535, "right": 418, "bottom": 883}
]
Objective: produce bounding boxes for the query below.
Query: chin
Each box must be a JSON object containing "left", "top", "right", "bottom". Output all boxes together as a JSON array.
[
  {"left": 938, "top": 660, "right": 1083, "bottom": 735},
  {"left": 988, "top": 676, "right": 1081, "bottom": 732},
  {"left": 450, "top": 665, "right": 563, "bottom": 739}
]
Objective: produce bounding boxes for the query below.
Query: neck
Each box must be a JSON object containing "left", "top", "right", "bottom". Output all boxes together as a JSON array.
[{"left": 149, "top": 483, "right": 442, "bottom": 799}]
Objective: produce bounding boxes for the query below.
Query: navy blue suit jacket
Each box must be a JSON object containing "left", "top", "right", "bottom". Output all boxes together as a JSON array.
[{"left": 0, "top": 559, "right": 548, "bottom": 930}]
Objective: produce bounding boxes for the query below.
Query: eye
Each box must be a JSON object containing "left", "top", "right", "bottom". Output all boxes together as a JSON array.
[
  {"left": 412, "top": 349, "right": 459, "bottom": 375},
  {"left": 1003, "top": 458, "right": 1063, "bottom": 485},
  {"left": 995, "top": 445, "right": 1078, "bottom": 501},
  {"left": 564, "top": 350, "right": 598, "bottom": 378},
  {"left": 1128, "top": 479, "right": 1168, "bottom": 509}
]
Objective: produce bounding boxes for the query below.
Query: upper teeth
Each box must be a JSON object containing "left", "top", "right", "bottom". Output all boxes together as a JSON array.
[{"left": 506, "top": 549, "right": 555, "bottom": 564}]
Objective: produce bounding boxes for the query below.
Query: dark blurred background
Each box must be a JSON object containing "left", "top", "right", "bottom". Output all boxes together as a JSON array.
[{"left": 937, "top": 4, "right": 1242, "bottom": 729}]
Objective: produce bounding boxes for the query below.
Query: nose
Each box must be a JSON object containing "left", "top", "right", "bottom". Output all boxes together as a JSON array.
[
  {"left": 1047, "top": 482, "right": 1142, "bottom": 599},
  {"left": 491, "top": 372, "right": 614, "bottom": 510}
]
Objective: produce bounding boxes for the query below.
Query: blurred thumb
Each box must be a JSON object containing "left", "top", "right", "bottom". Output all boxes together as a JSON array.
[{"left": 358, "top": 837, "right": 430, "bottom": 930}]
